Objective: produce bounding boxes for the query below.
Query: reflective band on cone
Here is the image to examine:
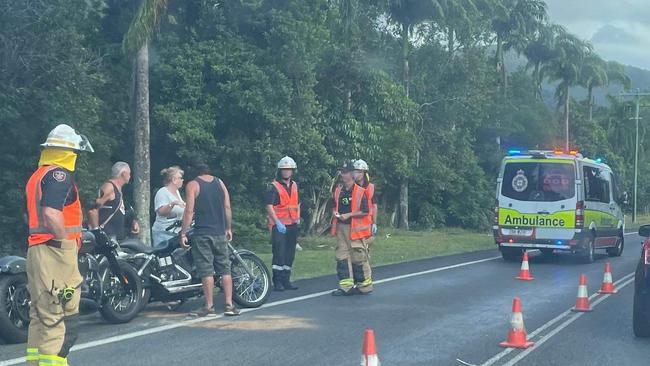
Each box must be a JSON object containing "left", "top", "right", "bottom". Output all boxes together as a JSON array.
[
  {"left": 499, "top": 297, "right": 534, "bottom": 349},
  {"left": 516, "top": 251, "right": 534, "bottom": 281},
  {"left": 598, "top": 263, "right": 618, "bottom": 294},
  {"left": 572, "top": 273, "right": 593, "bottom": 312},
  {"left": 361, "top": 329, "right": 380, "bottom": 366}
]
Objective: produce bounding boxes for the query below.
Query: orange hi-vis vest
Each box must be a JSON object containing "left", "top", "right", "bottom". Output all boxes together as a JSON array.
[
  {"left": 330, "top": 184, "right": 372, "bottom": 240},
  {"left": 268, "top": 180, "right": 299, "bottom": 230},
  {"left": 364, "top": 182, "right": 376, "bottom": 220},
  {"left": 26, "top": 166, "right": 82, "bottom": 246}
]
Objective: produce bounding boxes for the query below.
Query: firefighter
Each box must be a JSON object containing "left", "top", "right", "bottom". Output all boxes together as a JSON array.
[
  {"left": 25, "top": 124, "right": 94, "bottom": 366},
  {"left": 331, "top": 161, "right": 373, "bottom": 296},
  {"left": 266, "top": 156, "right": 300, "bottom": 291},
  {"left": 352, "top": 159, "right": 377, "bottom": 290}
]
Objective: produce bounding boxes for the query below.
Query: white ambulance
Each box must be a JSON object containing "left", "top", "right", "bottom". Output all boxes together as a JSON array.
[{"left": 494, "top": 149, "right": 625, "bottom": 263}]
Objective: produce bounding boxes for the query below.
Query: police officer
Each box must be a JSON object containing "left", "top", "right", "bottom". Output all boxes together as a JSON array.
[
  {"left": 330, "top": 161, "right": 373, "bottom": 296},
  {"left": 266, "top": 156, "right": 300, "bottom": 291},
  {"left": 25, "top": 124, "right": 93, "bottom": 366}
]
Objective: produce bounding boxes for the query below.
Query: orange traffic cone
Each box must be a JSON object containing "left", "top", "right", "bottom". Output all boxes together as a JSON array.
[
  {"left": 598, "top": 263, "right": 618, "bottom": 294},
  {"left": 499, "top": 297, "right": 534, "bottom": 349},
  {"left": 361, "top": 329, "right": 380, "bottom": 366},
  {"left": 515, "top": 251, "right": 534, "bottom": 281},
  {"left": 572, "top": 274, "right": 593, "bottom": 312}
]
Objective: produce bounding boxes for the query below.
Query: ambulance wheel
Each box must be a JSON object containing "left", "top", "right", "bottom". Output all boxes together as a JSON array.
[
  {"left": 580, "top": 236, "right": 595, "bottom": 264},
  {"left": 500, "top": 247, "right": 523, "bottom": 262},
  {"left": 607, "top": 231, "right": 624, "bottom": 257}
]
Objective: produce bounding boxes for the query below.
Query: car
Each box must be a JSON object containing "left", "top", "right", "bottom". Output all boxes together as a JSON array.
[
  {"left": 633, "top": 224, "right": 650, "bottom": 337},
  {"left": 493, "top": 149, "right": 626, "bottom": 263}
]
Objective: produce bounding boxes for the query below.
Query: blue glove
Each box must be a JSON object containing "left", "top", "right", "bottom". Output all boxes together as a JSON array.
[
  {"left": 275, "top": 220, "right": 287, "bottom": 234},
  {"left": 372, "top": 224, "right": 378, "bottom": 236}
]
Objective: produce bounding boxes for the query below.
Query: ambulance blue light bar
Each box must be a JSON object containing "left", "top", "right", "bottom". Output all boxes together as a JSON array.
[{"left": 508, "top": 149, "right": 523, "bottom": 155}]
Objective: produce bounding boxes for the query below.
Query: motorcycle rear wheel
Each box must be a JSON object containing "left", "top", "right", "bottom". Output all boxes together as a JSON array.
[{"left": 0, "top": 273, "right": 30, "bottom": 344}]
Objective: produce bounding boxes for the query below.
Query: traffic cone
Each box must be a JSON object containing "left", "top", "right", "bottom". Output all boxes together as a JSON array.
[
  {"left": 572, "top": 274, "right": 593, "bottom": 312},
  {"left": 361, "top": 329, "right": 380, "bottom": 366},
  {"left": 499, "top": 297, "right": 534, "bottom": 349},
  {"left": 598, "top": 263, "right": 618, "bottom": 294},
  {"left": 515, "top": 251, "right": 534, "bottom": 281}
]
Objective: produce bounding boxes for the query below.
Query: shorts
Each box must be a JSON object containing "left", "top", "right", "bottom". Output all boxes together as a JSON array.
[{"left": 191, "top": 235, "right": 231, "bottom": 278}]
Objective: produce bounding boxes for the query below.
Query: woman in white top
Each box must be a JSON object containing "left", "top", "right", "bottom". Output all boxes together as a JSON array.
[{"left": 152, "top": 166, "right": 186, "bottom": 245}]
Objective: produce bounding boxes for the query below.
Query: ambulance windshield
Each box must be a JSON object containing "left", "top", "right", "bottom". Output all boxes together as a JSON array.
[{"left": 502, "top": 162, "right": 575, "bottom": 202}]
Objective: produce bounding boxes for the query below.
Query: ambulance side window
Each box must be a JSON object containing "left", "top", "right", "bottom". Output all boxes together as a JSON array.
[{"left": 583, "top": 166, "right": 610, "bottom": 203}]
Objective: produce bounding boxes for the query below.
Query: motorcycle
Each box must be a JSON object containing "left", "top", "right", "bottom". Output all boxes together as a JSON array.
[
  {"left": 0, "top": 230, "right": 144, "bottom": 344},
  {"left": 119, "top": 221, "right": 271, "bottom": 310}
]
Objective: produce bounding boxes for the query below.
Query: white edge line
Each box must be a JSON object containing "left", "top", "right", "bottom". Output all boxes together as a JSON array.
[
  {"left": 0, "top": 255, "right": 500, "bottom": 366},
  {"left": 502, "top": 275, "right": 636, "bottom": 366},
  {"left": 480, "top": 271, "right": 636, "bottom": 366}
]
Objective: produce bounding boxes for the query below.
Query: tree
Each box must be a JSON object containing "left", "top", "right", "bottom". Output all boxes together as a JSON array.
[
  {"left": 123, "top": 0, "right": 169, "bottom": 245},
  {"left": 491, "top": 0, "right": 547, "bottom": 97},
  {"left": 580, "top": 52, "right": 608, "bottom": 121},
  {"left": 540, "top": 30, "right": 590, "bottom": 150},
  {"left": 523, "top": 23, "right": 563, "bottom": 98}
]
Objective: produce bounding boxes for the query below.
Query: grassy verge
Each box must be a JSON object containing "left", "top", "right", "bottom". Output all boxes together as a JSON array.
[
  {"left": 257, "top": 228, "right": 494, "bottom": 280},
  {"left": 624, "top": 214, "right": 650, "bottom": 231}
]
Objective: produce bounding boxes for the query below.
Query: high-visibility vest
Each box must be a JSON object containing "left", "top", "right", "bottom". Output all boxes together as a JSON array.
[
  {"left": 364, "top": 182, "right": 376, "bottom": 220},
  {"left": 331, "top": 184, "right": 372, "bottom": 240},
  {"left": 268, "top": 180, "right": 299, "bottom": 230},
  {"left": 26, "top": 166, "right": 82, "bottom": 246}
]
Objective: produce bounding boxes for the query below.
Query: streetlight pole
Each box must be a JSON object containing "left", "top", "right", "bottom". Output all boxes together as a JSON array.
[{"left": 620, "top": 89, "right": 650, "bottom": 223}]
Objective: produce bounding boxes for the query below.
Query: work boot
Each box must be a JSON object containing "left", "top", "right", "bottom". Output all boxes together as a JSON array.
[
  {"left": 331, "top": 288, "right": 353, "bottom": 297},
  {"left": 272, "top": 269, "right": 285, "bottom": 292},
  {"left": 282, "top": 270, "right": 298, "bottom": 290}
]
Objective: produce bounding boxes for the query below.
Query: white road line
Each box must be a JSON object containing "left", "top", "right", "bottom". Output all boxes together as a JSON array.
[
  {"left": 502, "top": 275, "right": 636, "bottom": 366},
  {"left": 0, "top": 255, "right": 501, "bottom": 366},
  {"left": 480, "top": 271, "right": 636, "bottom": 366}
]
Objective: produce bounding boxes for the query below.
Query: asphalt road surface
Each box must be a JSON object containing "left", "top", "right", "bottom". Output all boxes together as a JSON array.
[{"left": 1, "top": 233, "right": 648, "bottom": 365}]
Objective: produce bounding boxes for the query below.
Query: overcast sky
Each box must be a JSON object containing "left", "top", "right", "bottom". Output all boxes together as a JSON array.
[{"left": 545, "top": 0, "right": 650, "bottom": 70}]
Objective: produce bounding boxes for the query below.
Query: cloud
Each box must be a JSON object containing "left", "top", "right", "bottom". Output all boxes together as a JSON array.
[{"left": 591, "top": 24, "right": 639, "bottom": 45}]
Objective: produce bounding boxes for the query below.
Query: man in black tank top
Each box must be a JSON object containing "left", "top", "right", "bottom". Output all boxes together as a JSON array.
[
  {"left": 180, "top": 163, "right": 240, "bottom": 317},
  {"left": 87, "top": 162, "right": 139, "bottom": 241}
]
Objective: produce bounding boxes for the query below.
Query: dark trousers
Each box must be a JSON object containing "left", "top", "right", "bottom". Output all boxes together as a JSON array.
[{"left": 271, "top": 224, "right": 298, "bottom": 271}]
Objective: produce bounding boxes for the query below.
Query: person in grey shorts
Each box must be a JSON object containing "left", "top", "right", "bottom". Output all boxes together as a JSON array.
[{"left": 180, "top": 163, "right": 240, "bottom": 317}]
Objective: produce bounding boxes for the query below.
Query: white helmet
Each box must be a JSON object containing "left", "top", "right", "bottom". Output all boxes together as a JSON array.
[
  {"left": 41, "top": 124, "right": 94, "bottom": 152},
  {"left": 353, "top": 159, "right": 369, "bottom": 171},
  {"left": 277, "top": 156, "right": 297, "bottom": 169}
]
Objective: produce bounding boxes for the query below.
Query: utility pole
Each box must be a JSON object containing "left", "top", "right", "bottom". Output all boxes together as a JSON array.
[{"left": 620, "top": 89, "right": 650, "bottom": 223}]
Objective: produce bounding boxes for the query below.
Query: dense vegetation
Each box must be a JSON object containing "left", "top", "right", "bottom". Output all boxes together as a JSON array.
[{"left": 1, "top": 0, "right": 648, "bottom": 254}]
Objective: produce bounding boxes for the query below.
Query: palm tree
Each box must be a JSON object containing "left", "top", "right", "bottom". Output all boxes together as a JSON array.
[
  {"left": 386, "top": 0, "right": 444, "bottom": 230},
  {"left": 579, "top": 53, "right": 608, "bottom": 121},
  {"left": 123, "top": 0, "right": 169, "bottom": 245},
  {"left": 440, "top": 0, "right": 480, "bottom": 58},
  {"left": 491, "top": 0, "right": 547, "bottom": 97},
  {"left": 523, "top": 23, "right": 564, "bottom": 98},
  {"left": 540, "top": 30, "right": 590, "bottom": 151}
]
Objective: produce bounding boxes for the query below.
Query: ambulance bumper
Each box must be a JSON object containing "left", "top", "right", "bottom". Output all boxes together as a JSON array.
[{"left": 499, "top": 242, "right": 571, "bottom": 250}]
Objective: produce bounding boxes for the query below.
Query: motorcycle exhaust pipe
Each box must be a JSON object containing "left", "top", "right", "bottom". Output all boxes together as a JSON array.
[{"left": 167, "top": 283, "right": 202, "bottom": 294}]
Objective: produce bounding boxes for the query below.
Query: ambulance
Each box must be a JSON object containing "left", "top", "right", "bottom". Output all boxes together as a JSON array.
[{"left": 493, "top": 149, "right": 625, "bottom": 263}]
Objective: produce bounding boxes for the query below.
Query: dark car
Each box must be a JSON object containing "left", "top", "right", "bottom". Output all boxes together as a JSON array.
[{"left": 633, "top": 225, "right": 650, "bottom": 337}]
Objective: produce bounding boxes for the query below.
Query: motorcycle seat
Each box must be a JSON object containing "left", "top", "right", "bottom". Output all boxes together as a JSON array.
[{"left": 119, "top": 241, "right": 156, "bottom": 254}]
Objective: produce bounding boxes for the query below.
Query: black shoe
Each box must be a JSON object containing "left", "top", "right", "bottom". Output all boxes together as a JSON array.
[
  {"left": 353, "top": 287, "right": 373, "bottom": 295},
  {"left": 272, "top": 269, "right": 285, "bottom": 291},
  {"left": 331, "top": 289, "right": 353, "bottom": 297},
  {"left": 282, "top": 270, "right": 298, "bottom": 290},
  {"left": 274, "top": 282, "right": 285, "bottom": 292}
]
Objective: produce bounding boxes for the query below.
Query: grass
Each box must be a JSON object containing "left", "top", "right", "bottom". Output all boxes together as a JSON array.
[
  {"left": 257, "top": 228, "right": 494, "bottom": 280},
  {"left": 624, "top": 213, "right": 650, "bottom": 231}
]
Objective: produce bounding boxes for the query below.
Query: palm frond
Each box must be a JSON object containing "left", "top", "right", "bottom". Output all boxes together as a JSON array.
[{"left": 123, "top": 0, "right": 169, "bottom": 53}]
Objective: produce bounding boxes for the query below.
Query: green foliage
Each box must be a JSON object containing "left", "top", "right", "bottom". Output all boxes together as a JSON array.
[{"left": 0, "top": 0, "right": 646, "bottom": 256}]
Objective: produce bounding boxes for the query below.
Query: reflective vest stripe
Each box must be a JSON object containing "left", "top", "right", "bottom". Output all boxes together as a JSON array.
[{"left": 29, "top": 226, "right": 82, "bottom": 234}]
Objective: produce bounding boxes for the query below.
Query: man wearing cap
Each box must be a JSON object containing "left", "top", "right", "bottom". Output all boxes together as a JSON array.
[
  {"left": 25, "top": 124, "right": 93, "bottom": 366},
  {"left": 330, "top": 161, "right": 373, "bottom": 296},
  {"left": 266, "top": 156, "right": 301, "bottom": 291}
]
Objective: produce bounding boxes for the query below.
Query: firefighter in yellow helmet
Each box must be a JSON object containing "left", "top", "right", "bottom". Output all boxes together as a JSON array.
[{"left": 25, "top": 124, "right": 93, "bottom": 366}]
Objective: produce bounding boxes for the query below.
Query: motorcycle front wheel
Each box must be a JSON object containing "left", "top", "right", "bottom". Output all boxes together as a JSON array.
[
  {"left": 99, "top": 262, "right": 143, "bottom": 324},
  {"left": 231, "top": 252, "right": 271, "bottom": 308},
  {"left": 0, "top": 273, "right": 30, "bottom": 344}
]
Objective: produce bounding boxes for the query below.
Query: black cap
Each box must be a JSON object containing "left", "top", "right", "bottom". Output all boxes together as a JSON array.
[{"left": 340, "top": 160, "right": 354, "bottom": 173}]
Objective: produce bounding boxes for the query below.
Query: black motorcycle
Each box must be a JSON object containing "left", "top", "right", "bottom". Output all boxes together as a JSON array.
[
  {"left": 0, "top": 231, "right": 144, "bottom": 344},
  {"left": 119, "top": 221, "right": 271, "bottom": 310}
]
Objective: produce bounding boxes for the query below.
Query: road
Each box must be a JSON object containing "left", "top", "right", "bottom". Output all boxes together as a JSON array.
[{"left": 1, "top": 233, "right": 648, "bottom": 365}]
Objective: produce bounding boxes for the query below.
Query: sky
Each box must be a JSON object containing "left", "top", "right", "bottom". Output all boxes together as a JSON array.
[{"left": 545, "top": 0, "right": 650, "bottom": 70}]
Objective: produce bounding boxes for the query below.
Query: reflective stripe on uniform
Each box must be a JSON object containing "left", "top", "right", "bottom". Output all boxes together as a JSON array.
[
  {"left": 38, "top": 354, "right": 68, "bottom": 365},
  {"left": 26, "top": 348, "right": 39, "bottom": 361},
  {"left": 339, "top": 278, "right": 354, "bottom": 286},
  {"left": 29, "top": 226, "right": 82, "bottom": 235}
]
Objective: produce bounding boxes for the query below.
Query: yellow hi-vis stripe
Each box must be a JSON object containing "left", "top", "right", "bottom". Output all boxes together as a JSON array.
[
  {"left": 38, "top": 354, "right": 67, "bottom": 365},
  {"left": 26, "top": 348, "right": 38, "bottom": 361},
  {"left": 339, "top": 278, "right": 354, "bottom": 286}
]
